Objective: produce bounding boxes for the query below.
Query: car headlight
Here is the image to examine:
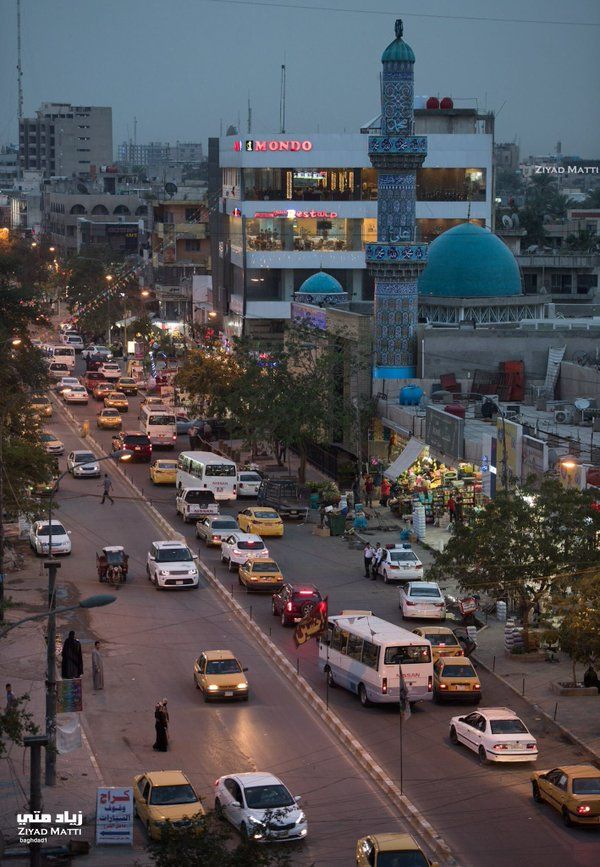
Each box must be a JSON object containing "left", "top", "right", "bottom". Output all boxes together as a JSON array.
[
  {"left": 236, "top": 683, "right": 248, "bottom": 690},
  {"left": 158, "top": 570, "right": 170, "bottom": 577},
  {"left": 295, "top": 812, "right": 306, "bottom": 825},
  {"left": 207, "top": 684, "right": 219, "bottom": 691},
  {"left": 247, "top": 816, "right": 264, "bottom": 828}
]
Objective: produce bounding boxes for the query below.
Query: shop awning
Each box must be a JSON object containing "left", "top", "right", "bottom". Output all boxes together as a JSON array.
[{"left": 384, "top": 437, "right": 426, "bottom": 480}]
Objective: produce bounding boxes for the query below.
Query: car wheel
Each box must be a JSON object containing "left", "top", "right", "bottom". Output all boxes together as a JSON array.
[
  {"left": 214, "top": 798, "right": 224, "bottom": 820},
  {"left": 281, "top": 611, "right": 288, "bottom": 627},
  {"left": 300, "top": 602, "right": 313, "bottom": 617},
  {"left": 562, "top": 807, "right": 573, "bottom": 828},
  {"left": 240, "top": 822, "right": 249, "bottom": 842},
  {"left": 327, "top": 669, "right": 335, "bottom": 689},
  {"left": 221, "top": 553, "right": 227, "bottom": 564},
  {"left": 383, "top": 571, "right": 388, "bottom": 584},
  {"left": 146, "top": 565, "right": 151, "bottom": 580},
  {"left": 359, "top": 683, "right": 371, "bottom": 707},
  {"left": 228, "top": 559, "right": 236, "bottom": 573},
  {"left": 271, "top": 600, "right": 277, "bottom": 615},
  {"left": 194, "top": 676, "right": 200, "bottom": 690},
  {"left": 478, "top": 746, "right": 487, "bottom": 765},
  {"left": 532, "top": 782, "right": 543, "bottom": 803},
  {"left": 449, "top": 726, "right": 459, "bottom": 745},
  {"left": 205, "top": 539, "right": 211, "bottom": 548}
]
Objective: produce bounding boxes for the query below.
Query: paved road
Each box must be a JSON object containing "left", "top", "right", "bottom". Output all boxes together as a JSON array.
[
  {"left": 42, "top": 395, "right": 427, "bottom": 867},
  {"left": 52, "top": 364, "right": 600, "bottom": 867}
]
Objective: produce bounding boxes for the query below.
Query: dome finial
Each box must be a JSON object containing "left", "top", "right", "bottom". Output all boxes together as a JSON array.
[{"left": 395, "top": 18, "right": 403, "bottom": 39}]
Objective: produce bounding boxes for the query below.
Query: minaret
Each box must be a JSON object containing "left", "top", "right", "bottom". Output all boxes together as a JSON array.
[{"left": 366, "top": 19, "right": 428, "bottom": 378}]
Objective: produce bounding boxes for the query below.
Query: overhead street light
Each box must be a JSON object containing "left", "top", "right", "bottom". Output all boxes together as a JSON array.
[{"left": 0, "top": 594, "right": 116, "bottom": 639}]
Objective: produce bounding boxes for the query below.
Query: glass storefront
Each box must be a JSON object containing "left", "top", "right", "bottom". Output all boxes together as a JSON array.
[
  {"left": 417, "top": 218, "right": 485, "bottom": 243},
  {"left": 417, "top": 168, "right": 486, "bottom": 202},
  {"left": 246, "top": 216, "right": 376, "bottom": 252}
]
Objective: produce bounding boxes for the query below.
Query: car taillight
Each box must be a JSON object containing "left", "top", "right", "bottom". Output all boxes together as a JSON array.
[
  {"left": 427, "top": 675, "right": 432, "bottom": 692},
  {"left": 406, "top": 601, "right": 416, "bottom": 606},
  {"left": 212, "top": 535, "right": 220, "bottom": 541},
  {"left": 416, "top": 564, "right": 423, "bottom": 569},
  {"left": 233, "top": 549, "right": 241, "bottom": 556},
  {"left": 286, "top": 602, "right": 293, "bottom": 612},
  {"left": 382, "top": 677, "right": 388, "bottom": 695},
  {"left": 473, "top": 683, "right": 481, "bottom": 689},
  {"left": 439, "top": 682, "right": 448, "bottom": 689},
  {"left": 493, "top": 744, "right": 510, "bottom": 750},
  {"left": 576, "top": 805, "right": 591, "bottom": 815},
  {"left": 239, "top": 483, "right": 244, "bottom": 488},
  {"left": 526, "top": 743, "right": 537, "bottom": 750},
  {"left": 299, "top": 590, "right": 314, "bottom": 595},
  {"left": 172, "top": 434, "right": 177, "bottom": 440}
]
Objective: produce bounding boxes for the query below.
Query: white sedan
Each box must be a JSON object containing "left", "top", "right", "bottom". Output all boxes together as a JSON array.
[
  {"left": 63, "top": 385, "right": 89, "bottom": 404},
  {"left": 40, "top": 432, "right": 64, "bottom": 455},
  {"left": 214, "top": 772, "right": 307, "bottom": 843},
  {"left": 399, "top": 581, "right": 446, "bottom": 620},
  {"left": 67, "top": 450, "right": 101, "bottom": 478},
  {"left": 29, "top": 520, "right": 72, "bottom": 556},
  {"left": 220, "top": 533, "right": 269, "bottom": 572},
  {"left": 55, "top": 376, "right": 80, "bottom": 395},
  {"left": 375, "top": 545, "right": 424, "bottom": 583},
  {"left": 82, "top": 344, "right": 112, "bottom": 360},
  {"left": 237, "top": 472, "right": 263, "bottom": 497},
  {"left": 449, "top": 707, "right": 538, "bottom": 764}
]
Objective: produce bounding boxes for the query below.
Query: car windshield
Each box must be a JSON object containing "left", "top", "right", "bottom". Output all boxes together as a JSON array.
[
  {"left": 149, "top": 784, "right": 198, "bottom": 806},
  {"left": 205, "top": 464, "right": 236, "bottom": 477},
  {"left": 125, "top": 436, "right": 149, "bottom": 445},
  {"left": 572, "top": 777, "right": 600, "bottom": 795},
  {"left": 211, "top": 520, "right": 238, "bottom": 530},
  {"left": 120, "top": 379, "right": 134, "bottom": 384},
  {"left": 390, "top": 551, "right": 418, "bottom": 563},
  {"left": 253, "top": 562, "right": 279, "bottom": 573},
  {"left": 377, "top": 852, "right": 430, "bottom": 867},
  {"left": 409, "top": 586, "right": 442, "bottom": 598},
  {"left": 108, "top": 392, "right": 125, "bottom": 399},
  {"left": 41, "top": 434, "right": 53, "bottom": 441},
  {"left": 489, "top": 718, "right": 529, "bottom": 734},
  {"left": 238, "top": 540, "right": 265, "bottom": 550},
  {"left": 39, "top": 524, "right": 66, "bottom": 536},
  {"left": 385, "top": 646, "right": 432, "bottom": 665},
  {"left": 205, "top": 659, "right": 241, "bottom": 674},
  {"left": 441, "top": 665, "right": 476, "bottom": 678},
  {"left": 156, "top": 462, "right": 176, "bottom": 469},
  {"left": 102, "top": 410, "right": 120, "bottom": 416},
  {"left": 155, "top": 548, "right": 193, "bottom": 562},
  {"left": 253, "top": 510, "right": 279, "bottom": 519},
  {"left": 240, "top": 473, "right": 261, "bottom": 482},
  {"left": 427, "top": 633, "right": 459, "bottom": 647},
  {"left": 186, "top": 491, "right": 215, "bottom": 504},
  {"left": 75, "top": 454, "right": 95, "bottom": 463},
  {"left": 243, "top": 784, "right": 294, "bottom": 810},
  {"left": 148, "top": 415, "right": 176, "bottom": 425}
]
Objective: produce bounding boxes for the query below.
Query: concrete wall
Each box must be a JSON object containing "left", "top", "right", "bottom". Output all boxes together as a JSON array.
[{"left": 559, "top": 361, "right": 600, "bottom": 403}]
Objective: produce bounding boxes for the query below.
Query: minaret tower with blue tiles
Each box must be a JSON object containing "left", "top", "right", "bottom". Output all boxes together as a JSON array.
[{"left": 366, "top": 19, "right": 428, "bottom": 378}]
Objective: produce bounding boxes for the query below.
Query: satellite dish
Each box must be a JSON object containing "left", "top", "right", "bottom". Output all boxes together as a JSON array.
[
  {"left": 77, "top": 182, "right": 89, "bottom": 194},
  {"left": 165, "top": 182, "right": 178, "bottom": 198},
  {"left": 502, "top": 215, "right": 512, "bottom": 228},
  {"left": 511, "top": 212, "right": 520, "bottom": 227},
  {"left": 575, "top": 398, "right": 591, "bottom": 411}
]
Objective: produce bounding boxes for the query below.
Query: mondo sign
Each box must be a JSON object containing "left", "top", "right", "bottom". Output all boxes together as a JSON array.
[{"left": 234, "top": 139, "right": 312, "bottom": 152}]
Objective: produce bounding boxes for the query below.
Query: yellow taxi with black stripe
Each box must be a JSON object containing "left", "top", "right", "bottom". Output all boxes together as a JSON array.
[
  {"left": 237, "top": 507, "right": 284, "bottom": 537},
  {"left": 193, "top": 650, "right": 249, "bottom": 702},
  {"left": 149, "top": 459, "right": 179, "bottom": 485},
  {"left": 433, "top": 655, "right": 481, "bottom": 703},
  {"left": 96, "top": 408, "right": 122, "bottom": 430},
  {"left": 104, "top": 391, "right": 129, "bottom": 412},
  {"left": 238, "top": 558, "right": 284, "bottom": 592}
]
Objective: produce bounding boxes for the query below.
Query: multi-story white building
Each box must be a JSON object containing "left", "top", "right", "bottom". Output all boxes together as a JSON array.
[{"left": 215, "top": 103, "right": 493, "bottom": 339}]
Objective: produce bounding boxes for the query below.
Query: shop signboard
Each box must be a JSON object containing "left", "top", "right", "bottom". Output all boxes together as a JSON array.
[
  {"left": 96, "top": 787, "right": 134, "bottom": 845},
  {"left": 57, "top": 678, "right": 82, "bottom": 713},
  {"left": 425, "top": 406, "right": 464, "bottom": 461},
  {"left": 521, "top": 435, "right": 548, "bottom": 482},
  {"left": 496, "top": 417, "right": 523, "bottom": 490},
  {"left": 291, "top": 302, "right": 327, "bottom": 330}
]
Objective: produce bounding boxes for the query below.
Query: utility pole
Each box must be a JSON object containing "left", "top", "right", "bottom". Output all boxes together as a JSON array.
[
  {"left": 44, "top": 558, "right": 60, "bottom": 786},
  {"left": 280, "top": 64, "right": 286, "bottom": 134},
  {"left": 16, "top": 0, "right": 24, "bottom": 120},
  {"left": 24, "top": 734, "right": 48, "bottom": 867}
]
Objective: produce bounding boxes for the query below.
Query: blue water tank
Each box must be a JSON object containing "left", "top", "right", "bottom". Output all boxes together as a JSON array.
[{"left": 399, "top": 386, "right": 424, "bottom": 406}]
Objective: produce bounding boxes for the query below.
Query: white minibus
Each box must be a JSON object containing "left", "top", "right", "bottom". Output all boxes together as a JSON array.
[
  {"left": 140, "top": 405, "right": 177, "bottom": 448},
  {"left": 177, "top": 451, "right": 237, "bottom": 501},
  {"left": 318, "top": 612, "right": 433, "bottom": 706},
  {"left": 50, "top": 345, "right": 76, "bottom": 369}
]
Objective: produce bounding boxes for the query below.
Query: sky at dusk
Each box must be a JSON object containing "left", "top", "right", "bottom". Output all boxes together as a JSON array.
[{"left": 1, "top": 0, "right": 599, "bottom": 158}]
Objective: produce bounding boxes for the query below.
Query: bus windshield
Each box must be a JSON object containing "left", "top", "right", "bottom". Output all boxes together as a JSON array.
[{"left": 148, "top": 415, "right": 176, "bottom": 425}]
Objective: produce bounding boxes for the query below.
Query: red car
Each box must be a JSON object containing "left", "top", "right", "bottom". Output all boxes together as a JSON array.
[
  {"left": 82, "top": 370, "right": 106, "bottom": 392},
  {"left": 271, "top": 583, "right": 323, "bottom": 626},
  {"left": 115, "top": 431, "right": 152, "bottom": 462}
]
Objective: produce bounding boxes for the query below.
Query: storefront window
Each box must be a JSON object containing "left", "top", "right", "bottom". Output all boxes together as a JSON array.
[
  {"left": 417, "top": 218, "right": 485, "bottom": 243},
  {"left": 242, "top": 168, "right": 361, "bottom": 201},
  {"left": 246, "top": 217, "right": 366, "bottom": 252},
  {"left": 416, "top": 168, "right": 486, "bottom": 202}
]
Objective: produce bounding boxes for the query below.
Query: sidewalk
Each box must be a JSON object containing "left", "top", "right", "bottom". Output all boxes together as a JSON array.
[
  {"left": 0, "top": 565, "right": 151, "bottom": 865},
  {"left": 473, "top": 619, "right": 600, "bottom": 759}
]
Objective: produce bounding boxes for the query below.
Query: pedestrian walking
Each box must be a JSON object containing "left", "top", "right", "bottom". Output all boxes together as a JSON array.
[
  {"left": 372, "top": 542, "right": 383, "bottom": 580},
  {"left": 583, "top": 664, "right": 599, "bottom": 689},
  {"left": 203, "top": 421, "right": 213, "bottom": 442},
  {"left": 5, "top": 683, "right": 17, "bottom": 714},
  {"left": 454, "top": 493, "right": 464, "bottom": 524},
  {"left": 153, "top": 701, "right": 168, "bottom": 752},
  {"left": 100, "top": 474, "right": 114, "bottom": 505},
  {"left": 447, "top": 495, "right": 456, "bottom": 523},
  {"left": 61, "top": 631, "right": 83, "bottom": 679},
  {"left": 364, "top": 474, "right": 374, "bottom": 508},
  {"left": 92, "top": 641, "right": 104, "bottom": 691},
  {"left": 380, "top": 477, "right": 391, "bottom": 507},
  {"left": 111, "top": 435, "right": 120, "bottom": 453},
  {"left": 188, "top": 423, "right": 199, "bottom": 451},
  {"left": 363, "top": 542, "right": 374, "bottom": 578}
]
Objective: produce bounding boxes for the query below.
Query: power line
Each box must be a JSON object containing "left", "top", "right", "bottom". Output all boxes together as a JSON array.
[{"left": 201, "top": 0, "right": 600, "bottom": 27}]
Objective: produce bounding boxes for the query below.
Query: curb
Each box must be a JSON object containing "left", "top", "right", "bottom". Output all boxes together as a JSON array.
[
  {"left": 473, "top": 654, "right": 600, "bottom": 762},
  {"left": 54, "top": 398, "right": 458, "bottom": 864}
]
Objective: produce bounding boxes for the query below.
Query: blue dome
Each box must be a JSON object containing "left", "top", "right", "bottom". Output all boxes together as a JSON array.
[
  {"left": 419, "top": 223, "right": 522, "bottom": 298},
  {"left": 298, "top": 271, "right": 344, "bottom": 294}
]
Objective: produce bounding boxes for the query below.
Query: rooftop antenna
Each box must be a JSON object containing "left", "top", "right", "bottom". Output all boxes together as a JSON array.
[
  {"left": 280, "top": 63, "right": 286, "bottom": 134},
  {"left": 220, "top": 118, "right": 223, "bottom": 136},
  {"left": 133, "top": 116, "right": 138, "bottom": 146},
  {"left": 16, "top": 0, "right": 24, "bottom": 120},
  {"left": 247, "top": 94, "right": 252, "bottom": 134}
]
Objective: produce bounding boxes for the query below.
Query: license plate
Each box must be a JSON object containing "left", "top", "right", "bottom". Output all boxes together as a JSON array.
[
  {"left": 455, "top": 684, "right": 469, "bottom": 690},
  {"left": 176, "top": 580, "right": 183, "bottom": 585},
  {"left": 225, "top": 691, "right": 233, "bottom": 697}
]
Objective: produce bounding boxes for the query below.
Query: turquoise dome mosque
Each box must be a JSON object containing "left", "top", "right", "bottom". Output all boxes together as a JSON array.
[
  {"left": 418, "top": 222, "right": 522, "bottom": 298},
  {"left": 298, "top": 272, "right": 344, "bottom": 294}
]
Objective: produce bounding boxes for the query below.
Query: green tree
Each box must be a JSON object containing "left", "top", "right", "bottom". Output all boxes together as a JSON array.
[
  {"left": 427, "top": 479, "right": 600, "bottom": 647},
  {"left": 546, "top": 575, "right": 600, "bottom": 685},
  {"left": 565, "top": 228, "right": 599, "bottom": 254},
  {"left": 0, "top": 693, "right": 39, "bottom": 760},
  {"left": 149, "top": 811, "right": 291, "bottom": 867}
]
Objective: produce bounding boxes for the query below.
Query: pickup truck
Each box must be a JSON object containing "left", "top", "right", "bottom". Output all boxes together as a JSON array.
[
  {"left": 175, "top": 488, "right": 219, "bottom": 523},
  {"left": 256, "top": 479, "right": 309, "bottom": 520}
]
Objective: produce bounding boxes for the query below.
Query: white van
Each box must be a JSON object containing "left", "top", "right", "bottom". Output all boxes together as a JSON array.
[
  {"left": 50, "top": 345, "right": 76, "bottom": 369},
  {"left": 63, "top": 333, "right": 84, "bottom": 351},
  {"left": 140, "top": 405, "right": 177, "bottom": 448}
]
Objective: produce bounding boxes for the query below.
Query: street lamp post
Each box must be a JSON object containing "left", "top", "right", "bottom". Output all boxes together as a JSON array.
[
  {"left": 44, "top": 451, "right": 129, "bottom": 786},
  {"left": 105, "top": 274, "right": 113, "bottom": 347},
  {"left": 0, "top": 341, "right": 24, "bottom": 624}
]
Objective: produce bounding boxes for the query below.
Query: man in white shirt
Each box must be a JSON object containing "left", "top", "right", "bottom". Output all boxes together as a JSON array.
[{"left": 363, "top": 543, "right": 374, "bottom": 578}]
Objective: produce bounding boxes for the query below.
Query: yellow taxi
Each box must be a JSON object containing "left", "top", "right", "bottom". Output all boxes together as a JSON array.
[
  {"left": 117, "top": 376, "right": 138, "bottom": 395},
  {"left": 237, "top": 507, "right": 284, "bottom": 537},
  {"left": 133, "top": 770, "right": 204, "bottom": 840},
  {"left": 532, "top": 764, "right": 600, "bottom": 827},
  {"left": 193, "top": 650, "right": 249, "bottom": 702},
  {"left": 31, "top": 395, "right": 53, "bottom": 418},
  {"left": 238, "top": 558, "right": 284, "bottom": 592},
  {"left": 104, "top": 391, "right": 129, "bottom": 412},
  {"left": 433, "top": 655, "right": 481, "bottom": 703},
  {"left": 356, "top": 833, "right": 439, "bottom": 866},
  {"left": 412, "top": 626, "right": 464, "bottom": 660},
  {"left": 96, "top": 408, "right": 122, "bottom": 430},
  {"left": 149, "top": 459, "right": 179, "bottom": 485}
]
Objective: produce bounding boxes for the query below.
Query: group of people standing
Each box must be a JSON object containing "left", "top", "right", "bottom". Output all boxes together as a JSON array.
[{"left": 362, "top": 542, "right": 384, "bottom": 580}]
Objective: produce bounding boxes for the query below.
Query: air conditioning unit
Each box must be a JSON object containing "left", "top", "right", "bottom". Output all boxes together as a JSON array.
[{"left": 554, "top": 408, "right": 573, "bottom": 424}]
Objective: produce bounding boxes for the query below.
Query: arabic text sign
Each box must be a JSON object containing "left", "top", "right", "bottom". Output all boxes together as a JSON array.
[
  {"left": 521, "top": 435, "right": 548, "bottom": 481},
  {"left": 425, "top": 406, "right": 464, "bottom": 460},
  {"left": 96, "top": 787, "right": 134, "bottom": 845},
  {"left": 57, "top": 678, "right": 82, "bottom": 713}
]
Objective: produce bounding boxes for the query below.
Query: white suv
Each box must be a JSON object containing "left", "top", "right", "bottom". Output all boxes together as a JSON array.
[
  {"left": 146, "top": 541, "right": 199, "bottom": 589},
  {"left": 98, "top": 362, "right": 122, "bottom": 381},
  {"left": 220, "top": 533, "right": 269, "bottom": 572},
  {"left": 449, "top": 707, "right": 538, "bottom": 764}
]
